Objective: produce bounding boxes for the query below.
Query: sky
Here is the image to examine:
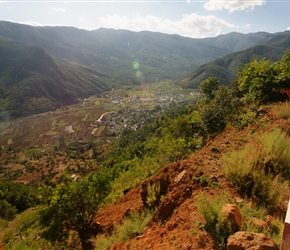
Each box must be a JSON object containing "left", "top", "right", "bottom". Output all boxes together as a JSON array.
[{"left": 0, "top": 0, "right": 289, "bottom": 38}]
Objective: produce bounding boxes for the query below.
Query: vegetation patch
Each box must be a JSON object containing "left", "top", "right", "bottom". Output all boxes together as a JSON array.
[
  {"left": 94, "top": 210, "right": 153, "bottom": 249},
  {"left": 197, "top": 193, "right": 283, "bottom": 248},
  {"left": 273, "top": 101, "right": 290, "bottom": 122},
  {"left": 223, "top": 129, "right": 290, "bottom": 207}
]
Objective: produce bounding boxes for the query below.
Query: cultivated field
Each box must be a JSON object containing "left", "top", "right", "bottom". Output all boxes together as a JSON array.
[{"left": 0, "top": 81, "right": 198, "bottom": 150}]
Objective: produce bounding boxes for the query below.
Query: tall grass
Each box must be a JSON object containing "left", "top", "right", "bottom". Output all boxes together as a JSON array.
[
  {"left": 197, "top": 193, "right": 284, "bottom": 247},
  {"left": 94, "top": 210, "right": 153, "bottom": 250},
  {"left": 196, "top": 193, "right": 234, "bottom": 242},
  {"left": 116, "top": 210, "right": 153, "bottom": 242},
  {"left": 273, "top": 101, "right": 290, "bottom": 121},
  {"left": 223, "top": 129, "right": 290, "bottom": 207}
]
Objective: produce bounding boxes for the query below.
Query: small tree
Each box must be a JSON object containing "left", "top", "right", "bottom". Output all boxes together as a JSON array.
[
  {"left": 200, "top": 85, "right": 241, "bottom": 134},
  {"left": 238, "top": 51, "right": 290, "bottom": 103},
  {"left": 199, "top": 76, "right": 219, "bottom": 99},
  {"left": 238, "top": 59, "right": 277, "bottom": 103},
  {"left": 39, "top": 171, "right": 111, "bottom": 250}
]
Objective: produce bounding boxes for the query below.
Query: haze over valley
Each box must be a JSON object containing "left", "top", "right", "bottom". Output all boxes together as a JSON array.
[{"left": 0, "top": 18, "right": 290, "bottom": 250}]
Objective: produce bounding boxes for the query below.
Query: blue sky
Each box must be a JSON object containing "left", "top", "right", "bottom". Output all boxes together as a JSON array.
[{"left": 0, "top": 0, "right": 289, "bottom": 38}]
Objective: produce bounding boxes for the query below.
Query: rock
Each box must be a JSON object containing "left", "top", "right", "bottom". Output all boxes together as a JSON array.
[
  {"left": 175, "top": 170, "right": 186, "bottom": 183},
  {"left": 234, "top": 197, "right": 244, "bottom": 203},
  {"left": 250, "top": 217, "right": 268, "bottom": 230},
  {"left": 227, "top": 231, "right": 279, "bottom": 250},
  {"left": 265, "top": 215, "right": 276, "bottom": 225},
  {"left": 220, "top": 204, "right": 243, "bottom": 230}
]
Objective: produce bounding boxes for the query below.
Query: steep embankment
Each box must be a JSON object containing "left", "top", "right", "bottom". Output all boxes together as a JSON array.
[{"left": 94, "top": 104, "right": 290, "bottom": 249}]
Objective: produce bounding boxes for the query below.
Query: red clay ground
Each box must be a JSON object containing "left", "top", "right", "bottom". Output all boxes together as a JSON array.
[{"left": 94, "top": 105, "right": 290, "bottom": 250}]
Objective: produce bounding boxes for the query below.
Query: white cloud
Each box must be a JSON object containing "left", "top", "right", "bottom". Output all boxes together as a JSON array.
[
  {"left": 99, "top": 13, "right": 235, "bottom": 38},
  {"left": 204, "top": 0, "right": 266, "bottom": 12}
]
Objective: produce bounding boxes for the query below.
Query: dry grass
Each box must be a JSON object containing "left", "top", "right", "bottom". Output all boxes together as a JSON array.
[{"left": 273, "top": 101, "right": 290, "bottom": 122}]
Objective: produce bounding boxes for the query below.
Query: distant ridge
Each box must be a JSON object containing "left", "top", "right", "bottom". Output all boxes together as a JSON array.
[
  {"left": 0, "top": 21, "right": 269, "bottom": 83},
  {"left": 183, "top": 31, "right": 290, "bottom": 88}
]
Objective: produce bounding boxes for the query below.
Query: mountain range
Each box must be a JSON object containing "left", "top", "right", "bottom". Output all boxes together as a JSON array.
[
  {"left": 184, "top": 31, "right": 290, "bottom": 88},
  {"left": 0, "top": 21, "right": 290, "bottom": 119}
]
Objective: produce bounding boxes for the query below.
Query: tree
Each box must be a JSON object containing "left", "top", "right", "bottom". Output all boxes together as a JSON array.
[
  {"left": 274, "top": 50, "right": 290, "bottom": 98},
  {"left": 238, "top": 51, "right": 290, "bottom": 103},
  {"left": 200, "top": 85, "right": 241, "bottom": 134},
  {"left": 238, "top": 59, "right": 277, "bottom": 103},
  {"left": 39, "top": 171, "right": 111, "bottom": 250},
  {"left": 199, "top": 76, "right": 219, "bottom": 99},
  {"left": 58, "top": 133, "right": 66, "bottom": 150}
]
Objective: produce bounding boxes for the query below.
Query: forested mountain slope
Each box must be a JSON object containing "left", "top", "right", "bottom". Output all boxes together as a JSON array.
[
  {"left": 0, "top": 21, "right": 269, "bottom": 82},
  {"left": 184, "top": 31, "right": 290, "bottom": 88},
  {"left": 0, "top": 37, "right": 110, "bottom": 120}
]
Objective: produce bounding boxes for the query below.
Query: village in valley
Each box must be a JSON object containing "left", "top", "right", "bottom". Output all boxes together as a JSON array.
[{"left": 89, "top": 89, "right": 198, "bottom": 138}]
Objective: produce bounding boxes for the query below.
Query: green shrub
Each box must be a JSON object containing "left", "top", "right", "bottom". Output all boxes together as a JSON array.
[
  {"left": 0, "top": 200, "right": 17, "bottom": 221},
  {"left": 238, "top": 201, "right": 283, "bottom": 245},
  {"left": 197, "top": 193, "right": 284, "bottom": 247},
  {"left": 116, "top": 210, "right": 153, "bottom": 242},
  {"left": 94, "top": 210, "right": 153, "bottom": 249},
  {"left": 94, "top": 234, "right": 116, "bottom": 250},
  {"left": 196, "top": 193, "right": 236, "bottom": 247},
  {"left": 0, "top": 217, "right": 8, "bottom": 229},
  {"left": 146, "top": 182, "right": 161, "bottom": 208},
  {"left": 223, "top": 129, "right": 290, "bottom": 207}
]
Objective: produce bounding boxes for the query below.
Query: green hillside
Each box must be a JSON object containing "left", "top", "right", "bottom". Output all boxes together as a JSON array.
[
  {"left": 183, "top": 31, "right": 290, "bottom": 88},
  {"left": 0, "top": 37, "right": 110, "bottom": 120},
  {"left": 202, "top": 31, "right": 269, "bottom": 52}
]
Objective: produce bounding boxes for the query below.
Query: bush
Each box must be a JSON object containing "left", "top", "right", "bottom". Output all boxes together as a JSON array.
[
  {"left": 0, "top": 200, "right": 17, "bottom": 221},
  {"left": 94, "top": 234, "right": 116, "bottom": 250},
  {"left": 223, "top": 129, "right": 290, "bottom": 207},
  {"left": 0, "top": 181, "right": 39, "bottom": 214},
  {"left": 116, "top": 210, "right": 153, "bottom": 242},
  {"left": 146, "top": 182, "right": 161, "bottom": 209},
  {"left": 197, "top": 193, "right": 284, "bottom": 247},
  {"left": 94, "top": 210, "right": 153, "bottom": 249},
  {"left": 0, "top": 217, "right": 8, "bottom": 229},
  {"left": 196, "top": 193, "right": 236, "bottom": 247},
  {"left": 238, "top": 202, "right": 283, "bottom": 245}
]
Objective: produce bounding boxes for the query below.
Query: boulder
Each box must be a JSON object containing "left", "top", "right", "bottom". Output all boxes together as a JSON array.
[
  {"left": 227, "top": 231, "right": 279, "bottom": 250},
  {"left": 250, "top": 217, "right": 268, "bottom": 230},
  {"left": 220, "top": 204, "right": 243, "bottom": 230}
]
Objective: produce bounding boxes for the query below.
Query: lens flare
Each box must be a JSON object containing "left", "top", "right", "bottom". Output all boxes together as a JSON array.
[{"left": 132, "top": 61, "right": 140, "bottom": 70}]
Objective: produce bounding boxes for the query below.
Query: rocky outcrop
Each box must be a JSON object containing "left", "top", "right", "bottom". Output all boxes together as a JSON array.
[
  {"left": 227, "top": 231, "right": 279, "bottom": 250},
  {"left": 220, "top": 204, "right": 243, "bottom": 230}
]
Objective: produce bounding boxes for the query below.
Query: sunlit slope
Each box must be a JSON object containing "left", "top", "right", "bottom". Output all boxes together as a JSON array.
[
  {"left": 183, "top": 31, "right": 290, "bottom": 88},
  {"left": 0, "top": 21, "right": 267, "bottom": 83}
]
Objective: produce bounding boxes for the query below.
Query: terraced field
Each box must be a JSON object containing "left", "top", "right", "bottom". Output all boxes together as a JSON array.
[
  {"left": 0, "top": 81, "right": 198, "bottom": 150},
  {"left": 0, "top": 104, "right": 106, "bottom": 149}
]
